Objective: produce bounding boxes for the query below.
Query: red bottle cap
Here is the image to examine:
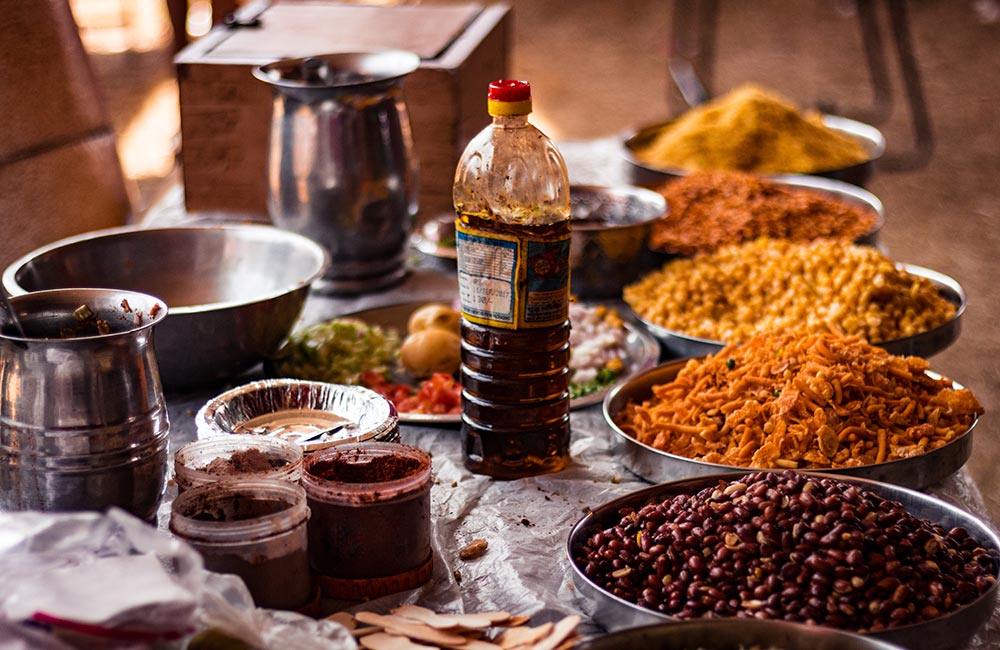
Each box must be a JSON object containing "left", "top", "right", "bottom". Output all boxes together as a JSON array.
[
  {"left": 488, "top": 80, "right": 532, "bottom": 116},
  {"left": 488, "top": 80, "right": 531, "bottom": 102}
]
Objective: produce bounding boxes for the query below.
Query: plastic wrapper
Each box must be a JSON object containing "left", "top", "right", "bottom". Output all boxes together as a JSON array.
[{"left": 0, "top": 509, "right": 355, "bottom": 650}]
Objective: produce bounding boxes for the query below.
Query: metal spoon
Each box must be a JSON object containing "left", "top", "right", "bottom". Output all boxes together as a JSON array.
[{"left": 0, "top": 286, "right": 27, "bottom": 339}]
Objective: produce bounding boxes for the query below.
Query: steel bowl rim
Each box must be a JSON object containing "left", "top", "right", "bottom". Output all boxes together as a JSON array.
[
  {"left": 567, "top": 470, "right": 1000, "bottom": 638},
  {"left": 570, "top": 184, "right": 669, "bottom": 232},
  {"left": 2, "top": 223, "right": 331, "bottom": 314},
  {"left": 601, "top": 357, "right": 979, "bottom": 479},
  {"left": 620, "top": 113, "right": 887, "bottom": 176},
  {"left": 574, "top": 618, "right": 907, "bottom": 650},
  {"left": 630, "top": 262, "right": 966, "bottom": 356},
  {"left": 253, "top": 49, "right": 421, "bottom": 90}
]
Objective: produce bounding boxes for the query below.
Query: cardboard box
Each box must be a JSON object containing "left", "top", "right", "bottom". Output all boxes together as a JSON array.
[{"left": 175, "top": 0, "right": 510, "bottom": 220}]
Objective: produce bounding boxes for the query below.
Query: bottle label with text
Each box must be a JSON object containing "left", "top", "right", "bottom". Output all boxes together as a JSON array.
[{"left": 456, "top": 220, "right": 570, "bottom": 329}]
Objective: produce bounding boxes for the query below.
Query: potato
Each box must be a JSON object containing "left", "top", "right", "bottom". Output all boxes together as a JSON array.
[
  {"left": 399, "top": 328, "right": 462, "bottom": 378},
  {"left": 407, "top": 303, "right": 461, "bottom": 335}
]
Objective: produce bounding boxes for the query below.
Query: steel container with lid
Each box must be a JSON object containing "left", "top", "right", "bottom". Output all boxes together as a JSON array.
[{"left": 254, "top": 50, "right": 420, "bottom": 295}]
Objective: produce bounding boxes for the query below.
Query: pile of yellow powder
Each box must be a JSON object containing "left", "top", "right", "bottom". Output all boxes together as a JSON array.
[{"left": 634, "top": 84, "right": 871, "bottom": 174}]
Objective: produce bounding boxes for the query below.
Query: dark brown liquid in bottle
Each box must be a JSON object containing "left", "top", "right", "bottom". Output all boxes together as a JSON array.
[{"left": 458, "top": 214, "right": 571, "bottom": 479}]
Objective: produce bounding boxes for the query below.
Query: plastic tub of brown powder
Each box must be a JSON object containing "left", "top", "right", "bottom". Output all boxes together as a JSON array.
[
  {"left": 169, "top": 479, "right": 312, "bottom": 610},
  {"left": 302, "top": 442, "right": 432, "bottom": 600},
  {"left": 173, "top": 435, "right": 303, "bottom": 493}
]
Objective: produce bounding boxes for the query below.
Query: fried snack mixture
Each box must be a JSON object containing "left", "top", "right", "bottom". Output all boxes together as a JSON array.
[
  {"left": 623, "top": 238, "right": 956, "bottom": 344},
  {"left": 649, "top": 170, "right": 879, "bottom": 255},
  {"left": 633, "top": 83, "right": 870, "bottom": 174},
  {"left": 616, "top": 332, "right": 983, "bottom": 469}
]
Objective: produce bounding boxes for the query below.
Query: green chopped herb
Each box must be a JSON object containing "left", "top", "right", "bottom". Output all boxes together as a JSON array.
[
  {"left": 726, "top": 358, "right": 735, "bottom": 370},
  {"left": 273, "top": 318, "right": 400, "bottom": 385},
  {"left": 569, "top": 367, "right": 620, "bottom": 400}
]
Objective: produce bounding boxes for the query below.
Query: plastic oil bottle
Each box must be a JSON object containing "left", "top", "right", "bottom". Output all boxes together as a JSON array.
[{"left": 453, "top": 79, "right": 572, "bottom": 478}]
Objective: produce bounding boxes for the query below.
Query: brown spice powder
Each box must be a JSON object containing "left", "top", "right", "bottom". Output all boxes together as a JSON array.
[{"left": 650, "top": 170, "right": 879, "bottom": 255}]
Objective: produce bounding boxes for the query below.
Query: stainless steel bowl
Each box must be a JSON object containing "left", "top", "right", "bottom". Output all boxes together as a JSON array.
[
  {"left": 633, "top": 263, "right": 965, "bottom": 359},
  {"left": 570, "top": 184, "right": 668, "bottom": 300},
  {"left": 567, "top": 473, "right": 1000, "bottom": 650},
  {"left": 574, "top": 619, "right": 905, "bottom": 650},
  {"left": 196, "top": 378, "right": 400, "bottom": 452},
  {"left": 622, "top": 114, "right": 886, "bottom": 189},
  {"left": 2, "top": 224, "right": 329, "bottom": 391},
  {"left": 602, "top": 359, "right": 976, "bottom": 490}
]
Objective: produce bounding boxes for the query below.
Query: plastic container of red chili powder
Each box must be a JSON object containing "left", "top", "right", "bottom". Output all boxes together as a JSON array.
[
  {"left": 302, "top": 441, "right": 432, "bottom": 599},
  {"left": 173, "top": 435, "right": 303, "bottom": 493}
]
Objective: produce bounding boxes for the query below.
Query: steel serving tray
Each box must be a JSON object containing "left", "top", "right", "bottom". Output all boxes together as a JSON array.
[
  {"left": 271, "top": 301, "right": 662, "bottom": 425},
  {"left": 567, "top": 472, "right": 1000, "bottom": 650},
  {"left": 601, "top": 358, "right": 976, "bottom": 490},
  {"left": 632, "top": 263, "right": 965, "bottom": 359}
]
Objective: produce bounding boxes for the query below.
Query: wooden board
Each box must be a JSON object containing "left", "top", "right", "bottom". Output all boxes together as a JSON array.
[{"left": 175, "top": 1, "right": 510, "bottom": 220}]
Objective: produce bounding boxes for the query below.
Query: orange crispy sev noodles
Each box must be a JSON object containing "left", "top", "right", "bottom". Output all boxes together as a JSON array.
[{"left": 616, "top": 331, "right": 983, "bottom": 469}]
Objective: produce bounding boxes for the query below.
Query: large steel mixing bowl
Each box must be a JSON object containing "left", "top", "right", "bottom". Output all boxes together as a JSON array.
[{"left": 2, "top": 224, "right": 329, "bottom": 391}]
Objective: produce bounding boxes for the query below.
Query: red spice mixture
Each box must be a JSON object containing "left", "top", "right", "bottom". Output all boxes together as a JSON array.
[
  {"left": 309, "top": 451, "right": 424, "bottom": 483},
  {"left": 200, "top": 448, "right": 285, "bottom": 476},
  {"left": 650, "top": 170, "right": 879, "bottom": 256}
]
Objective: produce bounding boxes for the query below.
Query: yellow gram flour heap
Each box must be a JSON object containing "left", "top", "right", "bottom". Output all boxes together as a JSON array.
[{"left": 635, "top": 83, "right": 871, "bottom": 174}]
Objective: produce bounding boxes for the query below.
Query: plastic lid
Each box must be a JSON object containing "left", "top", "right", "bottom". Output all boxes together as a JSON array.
[{"left": 488, "top": 79, "right": 532, "bottom": 116}]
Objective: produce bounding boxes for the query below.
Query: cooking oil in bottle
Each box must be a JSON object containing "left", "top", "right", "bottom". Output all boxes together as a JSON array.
[{"left": 453, "top": 79, "right": 572, "bottom": 478}]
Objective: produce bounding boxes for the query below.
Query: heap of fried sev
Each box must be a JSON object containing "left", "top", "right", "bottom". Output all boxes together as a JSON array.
[
  {"left": 617, "top": 332, "right": 983, "bottom": 469},
  {"left": 624, "top": 238, "right": 956, "bottom": 344}
]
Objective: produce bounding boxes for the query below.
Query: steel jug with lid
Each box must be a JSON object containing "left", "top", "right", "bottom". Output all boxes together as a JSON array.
[
  {"left": 0, "top": 288, "right": 169, "bottom": 520},
  {"left": 254, "top": 50, "right": 421, "bottom": 295}
]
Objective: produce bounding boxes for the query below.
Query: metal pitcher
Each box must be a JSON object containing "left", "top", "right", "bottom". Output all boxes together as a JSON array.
[
  {"left": 0, "top": 289, "right": 169, "bottom": 520},
  {"left": 254, "top": 50, "right": 421, "bottom": 295}
]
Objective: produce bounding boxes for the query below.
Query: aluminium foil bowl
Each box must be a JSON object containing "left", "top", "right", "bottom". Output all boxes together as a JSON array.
[{"left": 196, "top": 378, "right": 399, "bottom": 453}]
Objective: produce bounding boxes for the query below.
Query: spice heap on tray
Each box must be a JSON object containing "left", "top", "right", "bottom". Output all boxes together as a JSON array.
[
  {"left": 624, "top": 238, "right": 955, "bottom": 344},
  {"left": 616, "top": 331, "right": 983, "bottom": 469},
  {"left": 633, "top": 83, "right": 870, "bottom": 174},
  {"left": 649, "top": 170, "right": 879, "bottom": 255},
  {"left": 575, "top": 471, "right": 999, "bottom": 630}
]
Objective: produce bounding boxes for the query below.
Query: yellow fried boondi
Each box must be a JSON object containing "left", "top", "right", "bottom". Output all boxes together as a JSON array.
[
  {"left": 616, "top": 331, "right": 983, "bottom": 469},
  {"left": 623, "top": 238, "right": 956, "bottom": 344}
]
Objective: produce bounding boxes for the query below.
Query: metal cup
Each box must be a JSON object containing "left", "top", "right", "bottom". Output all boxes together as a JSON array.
[
  {"left": 254, "top": 50, "right": 420, "bottom": 295},
  {"left": 0, "top": 289, "right": 169, "bottom": 519}
]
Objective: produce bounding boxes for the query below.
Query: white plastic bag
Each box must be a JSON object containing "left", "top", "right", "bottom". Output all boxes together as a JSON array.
[{"left": 0, "top": 509, "right": 355, "bottom": 650}]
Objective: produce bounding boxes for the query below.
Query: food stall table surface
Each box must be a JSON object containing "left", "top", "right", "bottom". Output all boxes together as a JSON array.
[{"left": 148, "top": 139, "right": 1000, "bottom": 648}]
